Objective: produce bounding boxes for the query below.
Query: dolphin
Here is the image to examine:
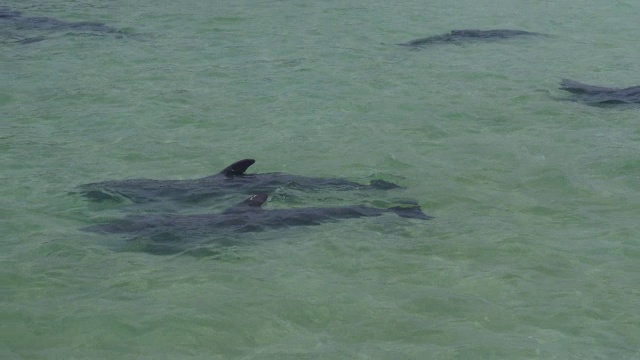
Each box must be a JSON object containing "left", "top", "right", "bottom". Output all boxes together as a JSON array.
[
  {"left": 76, "top": 159, "right": 402, "bottom": 204},
  {"left": 399, "top": 29, "right": 544, "bottom": 47},
  {"left": 0, "top": 8, "right": 21, "bottom": 18},
  {"left": 0, "top": 7, "right": 118, "bottom": 34},
  {"left": 83, "top": 194, "right": 431, "bottom": 254},
  {"left": 559, "top": 79, "right": 640, "bottom": 105}
]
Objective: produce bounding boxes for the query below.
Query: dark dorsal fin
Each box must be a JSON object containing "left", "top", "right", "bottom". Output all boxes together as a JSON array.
[
  {"left": 219, "top": 159, "right": 255, "bottom": 177},
  {"left": 240, "top": 194, "right": 268, "bottom": 207},
  {"left": 222, "top": 194, "right": 268, "bottom": 214}
]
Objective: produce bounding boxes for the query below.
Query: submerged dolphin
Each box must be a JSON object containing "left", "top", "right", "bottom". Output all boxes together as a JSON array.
[
  {"left": 77, "top": 159, "right": 402, "bottom": 204},
  {"left": 0, "top": 7, "right": 118, "bottom": 34},
  {"left": 399, "top": 29, "right": 543, "bottom": 47},
  {"left": 559, "top": 79, "right": 640, "bottom": 105},
  {"left": 83, "top": 194, "right": 431, "bottom": 254}
]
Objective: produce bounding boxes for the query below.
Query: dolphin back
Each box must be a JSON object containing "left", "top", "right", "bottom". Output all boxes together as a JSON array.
[
  {"left": 400, "top": 29, "right": 543, "bottom": 47},
  {"left": 560, "top": 79, "right": 640, "bottom": 104},
  {"left": 0, "top": 7, "right": 21, "bottom": 18},
  {"left": 388, "top": 204, "right": 433, "bottom": 220},
  {"left": 559, "top": 79, "right": 618, "bottom": 94}
]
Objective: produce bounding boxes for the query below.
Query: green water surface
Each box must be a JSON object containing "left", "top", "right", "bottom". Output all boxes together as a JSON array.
[{"left": 2, "top": 0, "right": 639, "bottom": 358}]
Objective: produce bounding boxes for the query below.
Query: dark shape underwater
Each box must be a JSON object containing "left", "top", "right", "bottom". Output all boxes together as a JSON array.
[
  {"left": 559, "top": 79, "right": 640, "bottom": 105},
  {"left": 399, "top": 29, "right": 544, "bottom": 47},
  {"left": 0, "top": 7, "right": 118, "bottom": 34},
  {"left": 76, "top": 159, "right": 402, "bottom": 204},
  {"left": 83, "top": 194, "right": 432, "bottom": 254}
]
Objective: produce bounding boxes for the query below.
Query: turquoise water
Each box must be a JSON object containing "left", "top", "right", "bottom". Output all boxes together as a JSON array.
[{"left": 2, "top": 0, "right": 640, "bottom": 358}]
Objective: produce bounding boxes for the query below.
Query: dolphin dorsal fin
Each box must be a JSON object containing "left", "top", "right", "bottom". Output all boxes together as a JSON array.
[
  {"left": 219, "top": 159, "right": 255, "bottom": 177},
  {"left": 222, "top": 194, "right": 268, "bottom": 214},
  {"left": 241, "top": 194, "right": 268, "bottom": 207}
]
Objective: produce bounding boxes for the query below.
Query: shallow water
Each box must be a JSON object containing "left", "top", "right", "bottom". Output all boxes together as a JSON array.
[{"left": 2, "top": 0, "right": 640, "bottom": 358}]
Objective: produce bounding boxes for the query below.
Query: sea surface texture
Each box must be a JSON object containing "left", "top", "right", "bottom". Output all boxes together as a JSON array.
[{"left": 2, "top": 0, "right": 639, "bottom": 358}]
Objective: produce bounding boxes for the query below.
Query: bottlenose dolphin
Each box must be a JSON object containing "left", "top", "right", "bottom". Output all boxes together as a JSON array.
[
  {"left": 77, "top": 159, "right": 402, "bottom": 204},
  {"left": 83, "top": 194, "right": 431, "bottom": 254},
  {"left": 399, "top": 29, "right": 543, "bottom": 47},
  {"left": 0, "top": 7, "right": 118, "bottom": 34},
  {"left": 559, "top": 79, "right": 640, "bottom": 105}
]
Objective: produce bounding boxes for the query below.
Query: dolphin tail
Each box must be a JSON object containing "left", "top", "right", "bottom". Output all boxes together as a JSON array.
[
  {"left": 219, "top": 159, "right": 256, "bottom": 177},
  {"left": 388, "top": 204, "right": 432, "bottom": 220}
]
